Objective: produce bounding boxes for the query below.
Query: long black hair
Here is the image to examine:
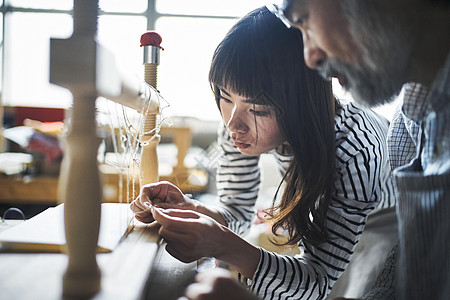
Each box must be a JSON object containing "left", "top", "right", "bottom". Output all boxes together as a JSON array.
[{"left": 209, "top": 7, "right": 339, "bottom": 246}]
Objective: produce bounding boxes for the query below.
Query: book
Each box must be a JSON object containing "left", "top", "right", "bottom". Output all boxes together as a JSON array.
[{"left": 0, "top": 203, "right": 134, "bottom": 253}]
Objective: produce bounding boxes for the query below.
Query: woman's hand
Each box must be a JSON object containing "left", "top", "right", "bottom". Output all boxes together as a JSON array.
[
  {"left": 151, "top": 206, "right": 261, "bottom": 278},
  {"left": 151, "top": 206, "right": 227, "bottom": 262},
  {"left": 183, "top": 268, "right": 259, "bottom": 300},
  {"left": 130, "top": 181, "right": 198, "bottom": 223}
]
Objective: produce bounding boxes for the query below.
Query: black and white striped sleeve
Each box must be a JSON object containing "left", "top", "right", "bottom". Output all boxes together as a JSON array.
[
  {"left": 250, "top": 103, "right": 394, "bottom": 299},
  {"left": 251, "top": 150, "right": 380, "bottom": 299}
]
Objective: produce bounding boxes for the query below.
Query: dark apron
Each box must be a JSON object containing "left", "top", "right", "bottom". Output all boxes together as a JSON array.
[{"left": 394, "top": 127, "right": 450, "bottom": 299}]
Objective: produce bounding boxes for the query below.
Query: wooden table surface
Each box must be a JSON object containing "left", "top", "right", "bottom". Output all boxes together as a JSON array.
[
  {"left": 142, "top": 245, "right": 198, "bottom": 300},
  {"left": 0, "top": 220, "right": 198, "bottom": 300}
]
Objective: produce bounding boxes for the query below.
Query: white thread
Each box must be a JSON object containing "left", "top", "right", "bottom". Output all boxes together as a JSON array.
[{"left": 96, "top": 84, "right": 172, "bottom": 205}]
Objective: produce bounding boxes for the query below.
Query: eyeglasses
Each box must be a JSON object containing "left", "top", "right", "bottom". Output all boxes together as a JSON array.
[{"left": 265, "top": 3, "right": 292, "bottom": 28}]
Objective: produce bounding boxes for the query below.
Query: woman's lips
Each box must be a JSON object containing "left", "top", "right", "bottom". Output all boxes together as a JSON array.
[{"left": 234, "top": 140, "right": 250, "bottom": 149}]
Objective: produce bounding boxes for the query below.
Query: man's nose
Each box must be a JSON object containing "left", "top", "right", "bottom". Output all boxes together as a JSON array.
[{"left": 303, "top": 31, "right": 326, "bottom": 69}]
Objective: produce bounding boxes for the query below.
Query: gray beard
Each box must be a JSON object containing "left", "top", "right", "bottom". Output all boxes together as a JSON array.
[
  {"left": 319, "top": 0, "right": 414, "bottom": 107},
  {"left": 318, "top": 57, "right": 401, "bottom": 107}
]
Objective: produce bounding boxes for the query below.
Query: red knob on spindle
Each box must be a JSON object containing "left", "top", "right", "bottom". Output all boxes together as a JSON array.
[{"left": 140, "top": 31, "right": 164, "bottom": 50}]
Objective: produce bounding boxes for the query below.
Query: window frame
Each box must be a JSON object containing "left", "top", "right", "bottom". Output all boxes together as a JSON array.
[{"left": 0, "top": 0, "right": 237, "bottom": 113}]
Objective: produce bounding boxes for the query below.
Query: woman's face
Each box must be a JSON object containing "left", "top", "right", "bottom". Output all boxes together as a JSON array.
[{"left": 218, "top": 88, "right": 286, "bottom": 156}]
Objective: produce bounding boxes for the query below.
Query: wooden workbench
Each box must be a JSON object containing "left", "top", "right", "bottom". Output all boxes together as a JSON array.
[{"left": 0, "top": 216, "right": 197, "bottom": 300}]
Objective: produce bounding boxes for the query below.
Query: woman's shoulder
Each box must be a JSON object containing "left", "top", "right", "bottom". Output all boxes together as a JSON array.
[
  {"left": 334, "top": 100, "right": 390, "bottom": 162},
  {"left": 336, "top": 100, "right": 389, "bottom": 127}
]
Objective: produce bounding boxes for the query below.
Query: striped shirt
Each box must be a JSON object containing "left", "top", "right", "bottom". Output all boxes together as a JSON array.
[{"left": 214, "top": 101, "right": 396, "bottom": 299}]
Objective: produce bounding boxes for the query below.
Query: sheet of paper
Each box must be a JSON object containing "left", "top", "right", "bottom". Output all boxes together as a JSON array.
[{"left": 0, "top": 203, "right": 134, "bottom": 253}]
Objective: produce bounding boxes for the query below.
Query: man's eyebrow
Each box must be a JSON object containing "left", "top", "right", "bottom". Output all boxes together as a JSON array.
[
  {"left": 291, "top": 0, "right": 308, "bottom": 8},
  {"left": 284, "top": 0, "right": 308, "bottom": 18}
]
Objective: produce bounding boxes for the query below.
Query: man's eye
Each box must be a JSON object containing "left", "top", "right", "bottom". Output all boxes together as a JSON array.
[{"left": 291, "top": 14, "right": 307, "bottom": 27}]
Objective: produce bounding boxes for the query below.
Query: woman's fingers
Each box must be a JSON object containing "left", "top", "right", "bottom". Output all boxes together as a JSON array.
[
  {"left": 140, "top": 181, "right": 186, "bottom": 206},
  {"left": 129, "top": 193, "right": 154, "bottom": 223},
  {"left": 130, "top": 191, "right": 151, "bottom": 212},
  {"left": 152, "top": 202, "right": 180, "bottom": 209},
  {"left": 152, "top": 207, "right": 201, "bottom": 225},
  {"left": 134, "top": 213, "right": 155, "bottom": 223},
  {"left": 153, "top": 209, "right": 203, "bottom": 262},
  {"left": 130, "top": 182, "right": 183, "bottom": 222},
  {"left": 142, "top": 181, "right": 179, "bottom": 198},
  {"left": 152, "top": 207, "right": 226, "bottom": 263},
  {"left": 164, "top": 243, "right": 198, "bottom": 263}
]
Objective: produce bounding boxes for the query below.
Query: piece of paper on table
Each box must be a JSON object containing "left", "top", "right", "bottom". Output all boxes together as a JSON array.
[{"left": 0, "top": 203, "right": 133, "bottom": 253}]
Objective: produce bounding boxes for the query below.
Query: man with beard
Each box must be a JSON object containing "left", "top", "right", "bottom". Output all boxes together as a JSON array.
[
  {"left": 182, "top": 0, "right": 449, "bottom": 300},
  {"left": 275, "top": 1, "right": 449, "bottom": 300}
]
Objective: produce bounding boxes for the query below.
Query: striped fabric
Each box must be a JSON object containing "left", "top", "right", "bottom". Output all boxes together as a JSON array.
[
  {"left": 364, "top": 51, "right": 450, "bottom": 299},
  {"left": 394, "top": 53, "right": 450, "bottom": 300},
  {"left": 356, "top": 83, "right": 428, "bottom": 300},
  {"left": 213, "top": 101, "right": 396, "bottom": 299}
]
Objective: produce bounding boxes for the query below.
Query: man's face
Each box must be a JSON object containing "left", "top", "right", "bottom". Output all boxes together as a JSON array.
[{"left": 282, "top": 0, "right": 412, "bottom": 106}]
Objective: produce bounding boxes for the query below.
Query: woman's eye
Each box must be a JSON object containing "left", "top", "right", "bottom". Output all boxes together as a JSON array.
[
  {"left": 250, "top": 109, "right": 270, "bottom": 116},
  {"left": 219, "top": 96, "right": 232, "bottom": 104}
]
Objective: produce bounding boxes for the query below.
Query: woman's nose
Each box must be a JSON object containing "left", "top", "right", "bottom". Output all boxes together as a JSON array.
[{"left": 226, "top": 106, "right": 248, "bottom": 133}]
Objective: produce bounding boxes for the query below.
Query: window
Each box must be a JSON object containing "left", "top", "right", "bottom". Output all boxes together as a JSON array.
[
  {"left": 0, "top": 1, "right": 396, "bottom": 122},
  {"left": 1, "top": 0, "right": 271, "bottom": 121},
  {"left": 4, "top": 12, "right": 73, "bottom": 108}
]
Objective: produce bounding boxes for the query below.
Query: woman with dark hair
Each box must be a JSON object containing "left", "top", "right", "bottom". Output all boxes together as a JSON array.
[{"left": 131, "top": 6, "right": 396, "bottom": 300}]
